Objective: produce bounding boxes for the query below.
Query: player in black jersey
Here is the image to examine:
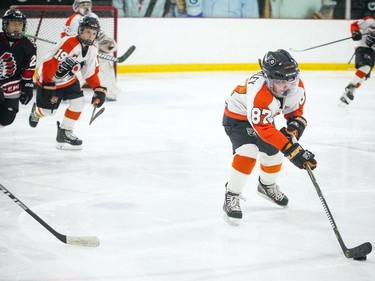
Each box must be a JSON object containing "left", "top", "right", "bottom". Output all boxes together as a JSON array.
[{"left": 0, "top": 9, "right": 36, "bottom": 128}]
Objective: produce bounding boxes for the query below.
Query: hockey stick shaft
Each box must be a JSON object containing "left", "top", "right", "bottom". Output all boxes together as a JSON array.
[
  {"left": 348, "top": 52, "right": 355, "bottom": 64},
  {"left": 290, "top": 34, "right": 368, "bottom": 52},
  {"left": 24, "top": 34, "right": 135, "bottom": 63},
  {"left": 0, "top": 183, "right": 99, "bottom": 247},
  {"left": 306, "top": 165, "right": 372, "bottom": 258}
]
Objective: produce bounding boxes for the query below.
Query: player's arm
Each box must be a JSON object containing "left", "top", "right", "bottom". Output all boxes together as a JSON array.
[
  {"left": 20, "top": 40, "right": 37, "bottom": 105},
  {"left": 82, "top": 50, "right": 106, "bottom": 108},
  {"left": 281, "top": 81, "right": 307, "bottom": 140}
]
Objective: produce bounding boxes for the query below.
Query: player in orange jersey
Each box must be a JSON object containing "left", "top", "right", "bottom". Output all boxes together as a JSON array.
[
  {"left": 340, "top": 16, "right": 375, "bottom": 105},
  {"left": 62, "top": 0, "right": 119, "bottom": 101},
  {"left": 222, "top": 49, "right": 317, "bottom": 225},
  {"left": 29, "top": 16, "right": 107, "bottom": 150}
]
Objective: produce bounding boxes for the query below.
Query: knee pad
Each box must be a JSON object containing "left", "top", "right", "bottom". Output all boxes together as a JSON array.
[
  {"left": 68, "top": 96, "right": 85, "bottom": 112},
  {"left": 235, "top": 143, "right": 259, "bottom": 158},
  {"left": 259, "top": 151, "right": 283, "bottom": 166}
]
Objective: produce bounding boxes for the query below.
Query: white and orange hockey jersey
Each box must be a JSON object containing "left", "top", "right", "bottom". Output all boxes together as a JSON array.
[
  {"left": 351, "top": 16, "right": 375, "bottom": 49},
  {"left": 37, "top": 35, "right": 101, "bottom": 90},
  {"left": 224, "top": 72, "right": 306, "bottom": 151},
  {"left": 61, "top": 12, "right": 100, "bottom": 37}
]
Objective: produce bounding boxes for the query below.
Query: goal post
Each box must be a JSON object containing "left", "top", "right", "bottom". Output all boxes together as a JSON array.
[{"left": 10, "top": 5, "right": 118, "bottom": 69}]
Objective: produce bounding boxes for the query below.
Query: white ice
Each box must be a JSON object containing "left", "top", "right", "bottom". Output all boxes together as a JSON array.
[{"left": 0, "top": 71, "right": 374, "bottom": 281}]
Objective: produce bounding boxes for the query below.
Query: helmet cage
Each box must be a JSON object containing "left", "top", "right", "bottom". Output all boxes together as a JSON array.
[
  {"left": 72, "top": 0, "right": 92, "bottom": 16},
  {"left": 2, "top": 9, "right": 27, "bottom": 40}
]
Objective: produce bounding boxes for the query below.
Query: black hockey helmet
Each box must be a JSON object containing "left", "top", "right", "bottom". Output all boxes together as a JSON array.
[
  {"left": 2, "top": 9, "right": 27, "bottom": 40},
  {"left": 260, "top": 49, "right": 300, "bottom": 97},
  {"left": 78, "top": 16, "right": 100, "bottom": 46},
  {"left": 261, "top": 49, "right": 299, "bottom": 81}
]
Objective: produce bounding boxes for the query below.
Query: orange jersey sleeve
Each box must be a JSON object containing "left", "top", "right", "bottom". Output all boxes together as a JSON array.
[{"left": 250, "top": 84, "right": 290, "bottom": 151}]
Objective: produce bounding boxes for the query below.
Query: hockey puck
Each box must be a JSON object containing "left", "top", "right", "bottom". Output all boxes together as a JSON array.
[{"left": 353, "top": 256, "right": 367, "bottom": 261}]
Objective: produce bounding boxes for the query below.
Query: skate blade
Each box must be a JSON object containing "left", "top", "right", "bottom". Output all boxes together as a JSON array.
[
  {"left": 56, "top": 142, "right": 83, "bottom": 150},
  {"left": 106, "top": 96, "right": 117, "bottom": 101},
  {"left": 223, "top": 214, "right": 241, "bottom": 226},
  {"left": 338, "top": 101, "right": 349, "bottom": 108}
]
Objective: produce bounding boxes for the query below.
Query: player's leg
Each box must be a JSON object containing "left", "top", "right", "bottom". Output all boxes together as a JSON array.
[
  {"left": 56, "top": 81, "right": 85, "bottom": 150},
  {"left": 340, "top": 47, "right": 375, "bottom": 105},
  {"left": 0, "top": 99, "right": 18, "bottom": 128},
  {"left": 223, "top": 115, "right": 259, "bottom": 225},
  {"left": 29, "top": 85, "right": 62, "bottom": 128},
  {"left": 257, "top": 149, "right": 287, "bottom": 207}
]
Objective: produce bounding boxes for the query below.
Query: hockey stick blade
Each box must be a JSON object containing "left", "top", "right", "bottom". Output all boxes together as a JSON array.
[
  {"left": 0, "top": 183, "right": 100, "bottom": 247},
  {"left": 306, "top": 165, "right": 372, "bottom": 259},
  {"left": 117, "top": 45, "right": 136, "bottom": 63},
  {"left": 344, "top": 242, "right": 372, "bottom": 258},
  {"left": 89, "top": 106, "right": 105, "bottom": 125},
  {"left": 66, "top": 236, "right": 100, "bottom": 247}
]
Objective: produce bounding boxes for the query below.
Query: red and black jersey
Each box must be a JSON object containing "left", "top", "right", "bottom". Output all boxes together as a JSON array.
[{"left": 0, "top": 32, "right": 37, "bottom": 99}]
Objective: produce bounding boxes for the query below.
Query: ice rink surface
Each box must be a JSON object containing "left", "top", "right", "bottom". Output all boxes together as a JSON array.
[{"left": 0, "top": 71, "right": 374, "bottom": 281}]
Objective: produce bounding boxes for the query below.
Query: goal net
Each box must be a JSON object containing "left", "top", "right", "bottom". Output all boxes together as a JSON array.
[{"left": 10, "top": 5, "right": 118, "bottom": 69}]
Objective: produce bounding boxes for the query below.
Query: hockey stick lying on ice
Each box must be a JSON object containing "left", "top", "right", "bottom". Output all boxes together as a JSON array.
[
  {"left": 289, "top": 33, "right": 368, "bottom": 52},
  {"left": 25, "top": 34, "right": 136, "bottom": 63},
  {"left": 305, "top": 164, "right": 372, "bottom": 260},
  {"left": 0, "top": 183, "right": 100, "bottom": 247},
  {"left": 89, "top": 105, "right": 105, "bottom": 125}
]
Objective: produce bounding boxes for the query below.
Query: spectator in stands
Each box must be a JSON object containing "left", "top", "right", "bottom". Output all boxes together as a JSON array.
[
  {"left": 112, "top": 0, "right": 175, "bottom": 17},
  {"left": 203, "top": 0, "right": 260, "bottom": 18}
]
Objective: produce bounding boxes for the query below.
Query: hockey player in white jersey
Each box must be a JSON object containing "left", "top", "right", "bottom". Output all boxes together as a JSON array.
[
  {"left": 29, "top": 16, "right": 107, "bottom": 150},
  {"left": 222, "top": 49, "right": 317, "bottom": 225},
  {"left": 62, "top": 0, "right": 119, "bottom": 101},
  {"left": 340, "top": 16, "right": 375, "bottom": 105}
]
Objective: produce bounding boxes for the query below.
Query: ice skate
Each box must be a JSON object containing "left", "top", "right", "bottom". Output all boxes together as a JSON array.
[
  {"left": 29, "top": 102, "right": 41, "bottom": 128},
  {"left": 257, "top": 179, "right": 288, "bottom": 207},
  {"left": 339, "top": 84, "right": 355, "bottom": 106},
  {"left": 223, "top": 184, "right": 244, "bottom": 226},
  {"left": 56, "top": 121, "right": 83, "bottom": 150}
]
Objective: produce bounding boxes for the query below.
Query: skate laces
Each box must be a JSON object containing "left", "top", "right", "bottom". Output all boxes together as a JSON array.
[
  {"left": 64, "top": 130, "right": 79, "bottom": 141},
  {"left": 263, "top": 184, "right": 284, "bottom": 201},
  {"left": 226, "top": 193, "right": 246, "bottom": 211}
]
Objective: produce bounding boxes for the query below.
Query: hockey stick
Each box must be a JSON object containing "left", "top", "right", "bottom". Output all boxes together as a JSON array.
[
  {"left": 306, "top": 165, "right": 372, "bottom": 259},
  {"left": 289, "top": 34, "right": 368, "bottom": 52},
  {"left": 348, "top": 52, "right": 355, "bottom": 64},
  {"left": 0, "top": 183, "right": 100, "bottom": 247},
  {"left": 89, "top": 105, "right": 105, "bottom": 125},
  {"left": 24, "top": 34, "right": 136, "bottom": 63}
]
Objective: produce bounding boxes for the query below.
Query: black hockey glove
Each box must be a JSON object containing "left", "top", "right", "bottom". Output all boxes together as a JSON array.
[
  {"left": 0, "top": 88, "right": 4, "bottom": 104},
  {"left": 366, "top": 31, "right": 375, "bottom": 47},
  {"left": 282, "top": 142, "right": 317, "bottom": 170},
  {"left": 284, "top": 116, "right": 307, "bottom": 140},
  {"left": 19, "top": 80, "right": 34, "bottom": 105},
  {"left": 92, "top": 86, "right": 107, "bottom": 108},
  {"left": 352, "top": 30, "right": 362, "bottom": 41},
  {"left": 55, "top": 57, "right": 80, "bottom": 79}
]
